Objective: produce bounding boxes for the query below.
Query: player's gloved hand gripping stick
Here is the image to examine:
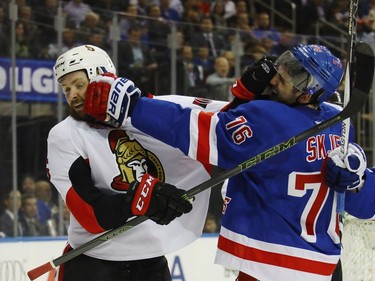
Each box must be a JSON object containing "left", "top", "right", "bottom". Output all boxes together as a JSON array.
[
  {"left": 126, "top": 173, "right": 192, "bottom": 225},
  {"left": 27, "top": 43, "right": 374, "bottom": 281},
  {"left": 324, "top": 143, "right": 367, "bottom": 192}
]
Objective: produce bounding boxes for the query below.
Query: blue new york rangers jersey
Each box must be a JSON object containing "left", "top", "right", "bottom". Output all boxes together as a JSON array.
[{"left": 130, "top": 97, "right": 361, "bottom": 281}]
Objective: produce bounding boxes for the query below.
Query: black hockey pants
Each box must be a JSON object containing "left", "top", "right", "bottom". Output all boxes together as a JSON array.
[{"left": 58, "top": 245, "right": 171, "bottom": 281}]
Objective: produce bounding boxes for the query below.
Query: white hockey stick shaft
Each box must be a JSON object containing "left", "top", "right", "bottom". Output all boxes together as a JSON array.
[{"left": 337, "top": 0, "right": 358, "bottom": 213}]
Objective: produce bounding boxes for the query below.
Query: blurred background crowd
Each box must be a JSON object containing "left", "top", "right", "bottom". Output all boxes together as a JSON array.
[{"left": 1, "top": 0, "right": 375, "bottom": 237}]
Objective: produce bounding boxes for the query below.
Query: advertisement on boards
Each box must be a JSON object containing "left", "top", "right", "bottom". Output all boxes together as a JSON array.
[
  {"left": 0, "top": 58, "right": 60, "bottom": 102},
  {"left": 0, "top": 235, "right": 237, "bottom": 281}
]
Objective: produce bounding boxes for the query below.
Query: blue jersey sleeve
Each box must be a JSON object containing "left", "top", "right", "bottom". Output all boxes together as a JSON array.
[{"left": 131, "top": 97, "right": 193, "bottom": 156}]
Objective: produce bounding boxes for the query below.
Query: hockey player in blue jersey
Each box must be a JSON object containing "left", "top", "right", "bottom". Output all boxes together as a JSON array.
[{"left": 84, "top": 44, "right": 355, "bottom": 281}]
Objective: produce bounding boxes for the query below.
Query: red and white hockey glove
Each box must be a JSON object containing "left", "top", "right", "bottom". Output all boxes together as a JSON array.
[
  {"left": 324, "top": 143, "right": 367, "bottom": 193},
  {"left": 84, "top": 73, "right": 141, "bottom": 128},
  {"left": 125, "top": 174, "right": 192, "bottom": 225}
]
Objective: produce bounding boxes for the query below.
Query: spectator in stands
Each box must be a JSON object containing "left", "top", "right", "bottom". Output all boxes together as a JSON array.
[
  {"left": 184, "top": 0, "right": 210, "bottom": 15},
  {"left": 21, "top": 175, "right": 36, "bottom": 195},
  {"left": 0, "top": 190, "right": 23, "bottom": 237},
  {"left": 34, "top": 0, "right": 58, "bottom": 45},
  {"left": 227, "top": 0, "right": 250, "bottom": 27},
  {"left": 190, "top": 16, "right": 228, "bottom": 59},
  {"left": 222, "top": 50, "right": 236, "bottom": 77},
  {"left": 18, "top": 5, "right": 41, "bottom": 57},
  {"left": 179, "top": 3, "right": 202, "bottom": 43},
  {"left": 271, "top": 28, "right": 298, "bottom": 56},
  {"left": 86, "top": 33, "right": 108, "bottom": 50},
  {"left": 260, "top": 37, "right": 275, "bottom": 55},
  {"left": 47, "top": 28, "right": 80, "bottom": 59},
  {"left": 174, "top": 45, "right": 206, "bottom": 96},
  {"left": 296, "top": 0, "right": 331, "bottom": 35},
  {"left": 35, "top": 180, "right": 58, "bottom": 236},
  {"left": 210, "top": 0, "right": 228, "bottom": 35},
  {"left": 76, "top": 11, "right": 105, "bottom": 43},
  {"left": 205, "top": 56, "right": 235, "bottom": 101},
  {"left": 64, "top": 0, "right": 93, "bottom": 28},
  {"left": 118, "top": 25, "right": 158, "bottom": 93},
  {"left": 136, "top": 0, "right": 149, "bottom": 16},
  {"left": 170, "top": 0, "right": 184, "bottom": 18},
  {"left": 240, "top": 42, "right": 266, "bottom": 69},
  {"left": 146, "top": 4, "right": 171, "bottom": 61},
  {"left": 4, "top": 20, "right": 33, "bottom": 58},
  {"left": 35, "top": 180, "right": 58, "bottom": 225},
  {"left": 330, "top": 0, "right": 351, "bottom": 29},
  {"left": 192, "top": 46, "right": 214, "bottom": 78},
  {"left": 19, "top": 193, "right": 49, "bottom": 236},
  {"left": 118, "top": 4, "right": 147, "bottom": 41},
  {"left": 87, "top": 0, "right": 122, "bottom": 23},
  {"left": 251, "top": 12, "right": 281, "bottom": 46},
  {"left": 210, "top": 0, "right": 236, "bottom": 21},
  {"left": 236, "top": 0, "right": 249, "bottom": 14},
  {"left": 159, "top": 0, "right": 180, "bottom": 22},
  {"left": 231, "top": 11, "right": 254, "bottom": 45}
]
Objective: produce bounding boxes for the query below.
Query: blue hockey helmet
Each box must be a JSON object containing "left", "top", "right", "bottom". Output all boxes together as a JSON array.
[{"left": 275, "top": 44, "right": 344, "bottom": 103}]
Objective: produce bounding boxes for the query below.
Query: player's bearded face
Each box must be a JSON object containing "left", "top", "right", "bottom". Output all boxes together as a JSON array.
[
  {"left": 269, "top": 65, "right": 303, "bottom": 105},
  {"left": 60, "top": 71, "right": 90, "bottom": 120}
]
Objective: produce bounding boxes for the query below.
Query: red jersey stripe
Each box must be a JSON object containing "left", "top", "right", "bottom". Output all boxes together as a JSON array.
[
  {"left": 218, "top": 235, "right": 336, "bottom": 276},
  {"left": 66, "top": 187, "right": 105, "bottom": 234},
  {"left": 197, "top": 111, "right": 214, "bottom": 173}
]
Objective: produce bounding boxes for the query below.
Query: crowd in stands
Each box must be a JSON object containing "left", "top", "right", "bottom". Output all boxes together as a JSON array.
[
  {"left": 1, "top": 0, "right": 375, "bottom": 236},
  {"left": 1, "top": 0, "right": 375, "bottom": 95},
  {"left": 0, "top": 175, "right": 69, "bottom": 237}
]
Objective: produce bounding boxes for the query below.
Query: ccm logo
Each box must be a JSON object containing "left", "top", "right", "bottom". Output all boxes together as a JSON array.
[
  {"left": 108, "top": 77, "right": 129, "bottom": 115},
  {"left": 134, "top": 175, "right": 156, "bottom": 214}
]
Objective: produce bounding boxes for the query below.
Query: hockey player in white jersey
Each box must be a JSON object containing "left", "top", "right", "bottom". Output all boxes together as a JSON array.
[
  {"left": 84, "top": 44, "right": 354, "bottom": 281},
  {"left": 47, "top": 44, "right": 229, "bottom": 281}
]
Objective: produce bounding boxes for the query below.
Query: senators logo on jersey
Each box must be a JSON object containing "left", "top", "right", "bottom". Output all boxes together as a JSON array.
[{"left": 108, "top": 130, "right": 165, "bottom": 191}]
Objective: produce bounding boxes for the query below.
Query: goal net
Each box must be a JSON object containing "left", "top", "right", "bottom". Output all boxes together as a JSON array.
[{"left": 341, "top": 213, "right": 375, "bottom": 281}]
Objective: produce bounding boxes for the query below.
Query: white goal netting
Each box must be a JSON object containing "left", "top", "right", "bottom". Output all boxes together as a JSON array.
[{"left": 341, "top": 214, "right": 375, "bottom": 281}]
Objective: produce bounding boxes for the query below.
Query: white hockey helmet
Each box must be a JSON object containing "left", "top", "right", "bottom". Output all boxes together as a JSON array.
[{"left": 54, "top": 45, "right": 116, "bottom": 83}]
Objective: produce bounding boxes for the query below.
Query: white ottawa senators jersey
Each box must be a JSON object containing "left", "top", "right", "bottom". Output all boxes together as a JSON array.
[{"left": 47, "top": 95, "right": 227, "bottom": 260}]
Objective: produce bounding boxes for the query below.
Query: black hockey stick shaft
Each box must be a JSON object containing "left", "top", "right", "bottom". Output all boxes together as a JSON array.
[{"left": 27, "top": 84, "right": 370, "bottom": 281}]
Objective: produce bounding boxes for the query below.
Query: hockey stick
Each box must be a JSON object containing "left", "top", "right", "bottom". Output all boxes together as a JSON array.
[
  {"left": 27, "top": 62, "right": 372, "bottom": 281},
  {"left": 27, "top": 47, "right": 374, "bottom": 280},
  {"left": 336, "top": 0, "right": 359, "bottom": 213},
  {"left": 341, "top": 0, "right": 358, "bottom": 151}
]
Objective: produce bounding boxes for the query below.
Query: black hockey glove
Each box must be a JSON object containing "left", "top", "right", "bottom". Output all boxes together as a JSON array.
[
  {"left": 231, "top": 56, "right": 277, "bottom": 100},
  {"left": 222, "top": 57, "right": 277, "bottom": 111},
  {"left": 125, "top": 174, "right": 192, "bottom": 225}
]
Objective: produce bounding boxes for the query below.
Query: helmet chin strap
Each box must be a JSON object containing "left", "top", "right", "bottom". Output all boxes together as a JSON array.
[{"left": 295, "top": 91, "right": 321, "bottom": 108}]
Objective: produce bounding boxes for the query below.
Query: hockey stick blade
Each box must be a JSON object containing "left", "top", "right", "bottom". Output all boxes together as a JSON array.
[
  {"left": 27, "top": 84, "right": 370, "bottom": 281},
  {"left": 353, "top": 41, "right": 374, "bottom": 94}
]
